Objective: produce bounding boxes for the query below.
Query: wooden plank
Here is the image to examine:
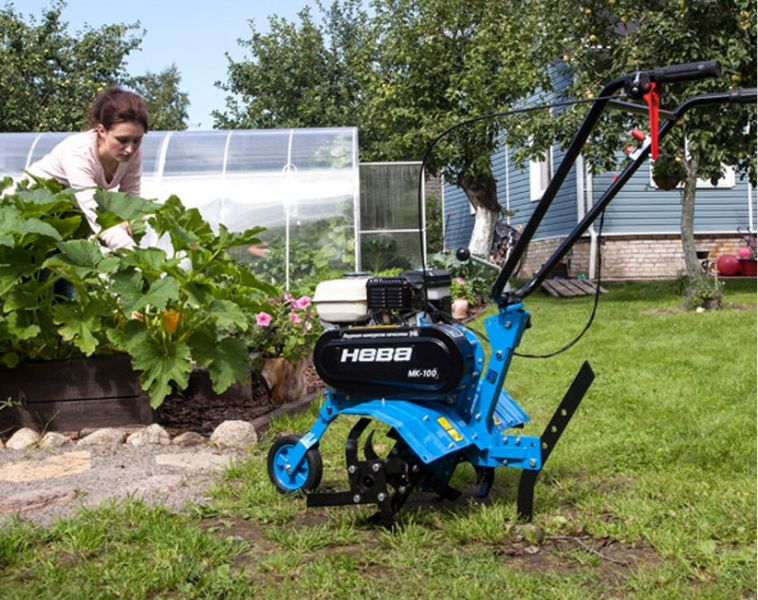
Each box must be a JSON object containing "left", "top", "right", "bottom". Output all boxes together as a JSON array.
[
  {"left": 0, "top": 357, "right": 142, "bottom": 403},
  {"left": 541, "top": 279, "right": 608, "bottom": 297},
  {"left": 0, "top": 396, "right": 153, "bottom": 431}
]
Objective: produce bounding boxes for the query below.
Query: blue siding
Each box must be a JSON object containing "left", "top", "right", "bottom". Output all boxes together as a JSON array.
[{"left": 594, "top": 161, "right": 753, "bottom": 234}]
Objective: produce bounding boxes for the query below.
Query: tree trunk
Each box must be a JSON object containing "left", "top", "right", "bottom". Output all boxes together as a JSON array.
[
  {"left": 457, "top": 170, "right": 500, "bottom": 257},
  {"left": 680, "top": 153, "right": 703, "bottom": 278}
]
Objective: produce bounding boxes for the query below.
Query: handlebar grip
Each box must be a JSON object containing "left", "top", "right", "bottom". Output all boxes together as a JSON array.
[{"left": 652, "top": 61, "right": 722, "bottom": 83}]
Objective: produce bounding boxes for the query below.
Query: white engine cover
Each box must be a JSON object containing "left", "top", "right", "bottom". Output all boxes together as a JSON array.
[{"left": 313, "top": 278, "right": 369, "bottom": 323}]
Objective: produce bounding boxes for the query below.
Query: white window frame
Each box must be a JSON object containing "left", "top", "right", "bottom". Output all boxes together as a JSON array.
[{"left": 529, "top": 146, "right": 553, "bottom": 201}]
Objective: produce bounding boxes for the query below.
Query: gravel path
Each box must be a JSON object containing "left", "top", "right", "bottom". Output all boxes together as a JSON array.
[{"left": 0, "top": 443, "right": 242, "bottom": 527}]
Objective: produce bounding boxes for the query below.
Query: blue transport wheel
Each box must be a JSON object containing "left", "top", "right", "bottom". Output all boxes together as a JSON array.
[{"left": 267, "top": 434, "right": 323, "bottom": 494}]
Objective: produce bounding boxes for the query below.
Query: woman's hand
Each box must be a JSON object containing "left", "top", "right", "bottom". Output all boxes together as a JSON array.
[{"left": 100, "top": 221, "right": 135, "bottom": 251}]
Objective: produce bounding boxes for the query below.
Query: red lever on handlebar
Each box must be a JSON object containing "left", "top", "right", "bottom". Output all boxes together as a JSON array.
[{"left": 643, "top": 83, "right": 661, "bottom": 160}]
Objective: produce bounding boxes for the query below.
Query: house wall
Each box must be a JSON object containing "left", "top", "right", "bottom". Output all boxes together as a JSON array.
[{"left": 519, "top": 233, "right": 749, "bottom": 280}]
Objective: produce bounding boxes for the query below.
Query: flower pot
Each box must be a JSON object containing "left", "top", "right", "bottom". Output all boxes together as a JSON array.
[
  {"left": 261, "top": 357, "right": 308, "bottom": 405},
  {"left": 451, "top": 298, "right": 469, "bottom": 320},
  {"left": 653, "top": 174, "right": 681, "bottom": 191}
]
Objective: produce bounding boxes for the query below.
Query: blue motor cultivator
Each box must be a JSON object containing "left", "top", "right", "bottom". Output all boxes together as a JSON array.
[{"left": 267, "top": 62, "right": 756, "bottom": 525}]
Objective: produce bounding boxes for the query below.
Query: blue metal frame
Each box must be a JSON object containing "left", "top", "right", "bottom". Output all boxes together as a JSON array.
[{"left": 283, "top": 302, "right": 542, "bottom": 481}]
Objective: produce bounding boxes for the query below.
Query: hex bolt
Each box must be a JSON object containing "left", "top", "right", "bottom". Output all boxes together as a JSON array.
[
  {"left": 496, "top": 350, "right": 503, "bottom": 360},
  {"left": 398, "top": 486, "right": 407, "bottom": 494},
  {"left": 502, "top": 437, "right": 508, "bottom": 444},
  {"left": 377, "top": 493, "right": 386, "bottom": 502},
  {"left": 515, "top": 437, "right": 521, "bottom": 446},
  {"left": 502, "top": 459, "right": 509, "bottom": 466},
  {"left": 372, "top": 463, "right": 381, "bottom": 472},
  {"left": 529, "top": 459, "right": 537, "bottom": 468},
  {"left": 475, "top": 413, "right": 481, "bottom": 420},
  {"left": 353, "top": 494, "right": 361, "bottom": 503},
  {"left": 348, "top": 465, "right": 357, "bottom": 474},
  {"left": 504, "top": 321, "right": 512, "bottom": 329},
  {"left": 412, "top": 465, "right": 420, "bottom": 473}
]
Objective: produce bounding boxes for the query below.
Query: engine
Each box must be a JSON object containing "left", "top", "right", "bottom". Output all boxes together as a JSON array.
[{"left": 312, "top": 270, "right": 478, "bottom": 400}]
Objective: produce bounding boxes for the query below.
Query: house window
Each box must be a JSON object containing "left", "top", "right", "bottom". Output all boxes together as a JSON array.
[{"left": 529, "top": 148, "right": 552, "bottom": 201}]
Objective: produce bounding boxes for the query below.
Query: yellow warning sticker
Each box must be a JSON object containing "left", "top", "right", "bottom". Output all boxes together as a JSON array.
[
  {"left": 493, "top": 415, "right": 502, "bottom": 426},
  {"left": 437, "top": 417, "right": 463, "bottom": 443}
]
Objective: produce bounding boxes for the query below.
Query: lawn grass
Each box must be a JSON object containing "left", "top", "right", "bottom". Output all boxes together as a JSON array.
[{"left": 0, "top": 280, "right": 754, "bottom": 598}]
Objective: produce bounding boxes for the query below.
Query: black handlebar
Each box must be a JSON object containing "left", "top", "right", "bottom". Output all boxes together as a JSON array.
[
  {"left": 490, "top": 60, "right": 745, "bottom": 305},
  {"left": 650, "top": 60, "right": 722, "bottom": 84}
]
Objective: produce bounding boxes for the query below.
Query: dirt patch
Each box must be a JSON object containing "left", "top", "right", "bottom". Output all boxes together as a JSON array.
[{"left": 156, "top": 363, "right": 324, "bottom": 436}]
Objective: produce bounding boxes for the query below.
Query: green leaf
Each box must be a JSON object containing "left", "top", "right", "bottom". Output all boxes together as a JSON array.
[
  {"left": 209, "top": 300, "right": 249, "bottom": 330},
  {"left": 130, "top": 276, "right": 180, "bottom": 313},
  {"left": 109, "top": 269, "right": 145, "bottom": 316},
  {"left": 207, "top": 337, "right": 250, "bottom": 394},
  {"left": 187, "top": 325, "right": 216, "bottom": 368},
  {"left": 55, "top": 239, "right": 103, "bottom": 269},
  {"left": 17, "top": 218, "right": 62, "bottom": 241},
  {"left": 53, "top": 302, "right": 107, "bottom": 356},
  {"left": 1, "top": 352, "right": 19, "bottom": 369},
  {"left": 184, "top": 281, "right": 215, "bottom": 307},
  {"left": 121, "top": 248, "right": 168, "bottom": 274},
  {"left": 130, "top": 339, "right": 192, "bottom": 408},
  {"left": 6, "top": 311, "right": 41, "bottom": 342},
  {"left": 94, "top": 189, "right": 159, "bottom": 223}
]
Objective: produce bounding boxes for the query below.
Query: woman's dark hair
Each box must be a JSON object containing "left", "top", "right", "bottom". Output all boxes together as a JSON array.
[{"left": 87, "top": 86, "right": 149, "bottom": 132}]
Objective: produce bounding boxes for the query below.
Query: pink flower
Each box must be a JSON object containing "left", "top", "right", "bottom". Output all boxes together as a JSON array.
[
  {"left": 456, "top": 277, "right": 465, "bottom": 284},
  {"left": 256, "top": 312, "right": 272, "bottom": 327},
  {"left": 284, "top": 293, "right": 297, "bottom": 309},
  {"left": 294, "top": 295, "right": 311, "bottom": 309},
  {"left": 289, "top": 312, "right": 302, "bottom": 324}
]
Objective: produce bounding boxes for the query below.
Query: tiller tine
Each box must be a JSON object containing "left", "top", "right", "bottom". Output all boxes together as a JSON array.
[
  {"left": 307, "top": 418, "right": 424, "bottom": 526},
  {"left": 517, "top": 361, "right": 595, "bottom": 521},
  {"left": 474, "top": 467, "right": 495, "bottom": 499}
]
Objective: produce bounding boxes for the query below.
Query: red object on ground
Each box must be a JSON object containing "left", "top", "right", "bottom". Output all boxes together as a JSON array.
[
  {"left": 739, "top": 259, "right": 757, "bottom": 277},
  {"left": 717, "top": 254, "right": 740, "bottom": 276}
]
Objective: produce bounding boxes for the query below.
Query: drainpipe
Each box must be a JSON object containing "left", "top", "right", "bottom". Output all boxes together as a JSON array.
[
  {"left": 749, "top": 181, "right": 755, "bottom": 233},
  {"left": 585, "top": 161, "right": 598, "bottom": 280}
]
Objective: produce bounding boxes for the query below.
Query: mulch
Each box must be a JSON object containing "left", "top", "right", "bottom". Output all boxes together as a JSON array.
[{"left": 155, "top": 363, "right": 325, "bottom": 436}]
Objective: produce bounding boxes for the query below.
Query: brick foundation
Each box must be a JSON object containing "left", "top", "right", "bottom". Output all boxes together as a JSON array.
[{"left": 517, "top": 234, "right": 752, "bottom": 280}]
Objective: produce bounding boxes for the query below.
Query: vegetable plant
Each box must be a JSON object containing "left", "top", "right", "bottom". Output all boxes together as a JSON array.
[{"left": 0, "top": 178, "right": 275, "bottom": 407}]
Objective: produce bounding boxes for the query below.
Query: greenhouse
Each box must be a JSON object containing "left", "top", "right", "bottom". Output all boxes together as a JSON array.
[{"left": 0, "top": 128, "right": 428, "bottom": 286}]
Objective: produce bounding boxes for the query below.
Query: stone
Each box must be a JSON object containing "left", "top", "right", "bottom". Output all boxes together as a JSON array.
[
  {"left": 6, "top": 427, "right": 40, "bottom": 450},
  {"left": 0, "top": 485, "right": 78, "bottom": 513},
  {"left": 155, "top": 452, "right": 232, "bottom": 471},
  {"left": 171, "top": 431, "right": 207, "bottom": 447},
  {"left": 39, "top": 432, "right": 74, "bottom": 449},
  {"left": 0, "top": 451, "right": 91, "bottom": 482},
  {"left": 126, "top": 424, "right": 171, "bottom": 446},
  {"left": 77, "top": 427, "right": 128, "bottom": 446},
  {"left": 125, "top": 475, "right": 184, "bottom": 497},
  {"left": 210, "top": 420, "right": 258, "bottom": 449}
]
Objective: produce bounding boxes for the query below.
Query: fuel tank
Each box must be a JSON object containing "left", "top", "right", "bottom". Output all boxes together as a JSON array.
[{"left": 314, "top": 324, "right": 476, "bottom": 398}]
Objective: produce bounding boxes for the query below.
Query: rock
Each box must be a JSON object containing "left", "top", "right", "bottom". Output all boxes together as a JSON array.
[
  {"left": 125, "top": 475, "right": 184, "bottom": 497},
  {"left": 6, "top": 428, "right": 40, "bottom": 450},
  {"left": 210, "top": 420, "right": 258, "bottom": 449},
  {"left": 0, "top": 451, "right": 91, "bottom": 482},
  {"left": 39, "top": 432, "right": 74, "bottom": 449},
  {"left": 171, "top": 431, "right": 207, "bottom": 447},
  {"left": 77, "top": 428, "right": 128, "bottom": 446},
  {"left": 126, "top": 424, "right": 171, "bottom": 446},
  {"left": 0, "top": 485, "right": 79, "bottom": 513},
  {"left": 155, "top": 452, "right": 232, "bottom": 471}
]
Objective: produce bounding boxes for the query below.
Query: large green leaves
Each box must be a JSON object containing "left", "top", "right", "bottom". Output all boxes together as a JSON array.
[{"left": 1, "top": 181, "right": 273, "bottom": 407}]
